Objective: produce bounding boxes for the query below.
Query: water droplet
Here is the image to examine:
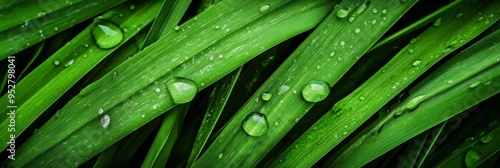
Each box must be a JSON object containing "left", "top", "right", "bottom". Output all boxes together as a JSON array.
[
  {"left": 469, "top": 81, "right": 481, "bottom": 89},
  {"left": 155, "top": 88, "right": 161, "bottom": 93},
  {"left": 218, "top": 153, "right": 223, "bottom": 159},
  {"left": 214, "top": 25, "right": 220, "bottom": 29},
  {"left": 456, "top": 13, "right": 463, "bottom": 19},
  {"left": 53, "top": 59, "right": 60, "bottom": 66},
  {"left": 478, "top": 16, "right": 484, "bottom": 22},
  {"left": 101, "top": 114, "right": 110, "bottom": 128},
  {"left": 64, "top": 59, "right": 75, "bottom": 67},
  {"left": 348, "top": 16, "right": 356, "bottom": 23},
  {"left": 382, "top": 9, "right": 387, "bottom": 14},
  {"left": 447, "top": 40, "right": 458, "bottom": 47},
  {"left": 301, "top": 80, "right": 330, "bottom": 103},
  {"left": 354, "top": 28, "right": 361, "bottom": 34},
  {"left": 261, "top": 92, "right": 273, "bottom": 101},
  {"left": 166, "top": 77, "right": 198, "bottom": 104},
  {"left": 372, "top": 9, "right": 378, "bottom": 14},
  {"left": 259, "top": 4, "right": 271, "bottom": 13},
  {"left": 465, "top": 149, "right": 482, "bottom": 168},
  {"left": 359, "top": 96, "right": 365, "bottom": 101},
  {"left": 446, "top": 79, "right": 453, "bottom": 84},
  {"left": 54, "top": 27, "right": 59, "bottom": 31},
  {"left": 407, "top": 48, "right": 415, "bottom": 54},
  {"left": 277, "top": 85, "right": 290, "bottom": 95},
  {"left": 410, "top": 38, "right": 417, "bottom": 44},
  {"left": 336, "top": 8, "right": 349, "bottom": 19},
  {"left": 129, "top": 5, "right": 136, "bottom": 10},
  {"left": 98, "top": 108, "right": 104, "bottom": 114},
  {"left": 405, "top": 95, "right": 427, "bottom": 111},
  {"left": 174, "top": 26, "right": 180, "bottom": 31},
  {"left": 91, "top": 20, "right": 124, "bottom": 49},
  {"left": 242, "top": 112, "right": 269, "bottom": 137},
  {"left": 329, "top": 51, "right": 336, "bottom": 57},
  {"left": 480, "top": 134, "right": 494, "bottom": 143},
  {"left": 433, "top": 18, "right": 442, "bottom": 27},
  {"left": 412, "top": 60, "right": 421, "bottom": 66}
]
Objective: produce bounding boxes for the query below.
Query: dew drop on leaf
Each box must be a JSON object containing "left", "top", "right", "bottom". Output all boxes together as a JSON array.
[
  {"left": 433, "top": 18, "right": 442, "bottom": 27},
  {"left": 166, "top": 77, "right": 198, "bottom": 104},
  {"left": 53, "top": 59, "right": 60, "bottom": 66},
  {"left": 480, "top": 134, "right": 494, "bottom": 143},
  {"left": 405, "top": 95, "right": 427, "bottom": 111},
  {"left": 101, "top": 114, "right": 110, "bottom": 128},
  {"left": 469, "top": 81, "right": 481, "bottom": 89},
  {"left": 259, "top": 4, "right": 271, "bottom": 13},
  {"left": 64, "top": 59, "right": 75, "bottom": 67},
  {"left": 465, "top": 149, "right": 482, "bottom": 168},
  {"left": 98, "top": 108, "right": 104, "bottom": 114},
  {"left": 301, "top": 80, "right": 330, "bottom": 103},
  {"left": 91, "top": 20, "right": 124, "bottom": 49},
  {"left": 261, "top": 92, "right": 273, "bottom": 101},
  {"left": 242, "top": 112, "right": 269, "bottom": 137},
  {"left": 336, "top": 8, "right": 349, "bottom": 19}
]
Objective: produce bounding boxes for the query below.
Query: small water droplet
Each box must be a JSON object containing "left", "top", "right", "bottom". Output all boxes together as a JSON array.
[
  {"left": 166, "top": 77, "right": 198, "bottom": 104},
  {"left": 174, "top": 26, "right": 180, "bottom": 31},
  {"left": 214, "top": 25, "right": 220, "bottom": 29},
  {"left": 359, "top": 96, "right": 365, "bottom": 101},
  {"left": 372, "top": 9, "right": 378, "bottom": 14},
  {"left": 218, "top": 54, "right": 223, "bottom": 58},
  {"left": 101, "top": 114, "right": 110, "bottom": 128},
  {"left": 410, "top": 38, "right": 417, "bottom": 44},
  {"left": 129, "top": 5, "right": 136, "bottom": 10},
  {"left": 54, "top": 27, "right": 59, "bottom": 31},
  {"left": 329, "top": 51, "right": 336, "bottom": 57},
  {"left": 480, "top": 134, "right": 494, "bottom": 143},
  {"left": 259, "top": 4, "right": 271, "bottom": 13},
  {"left": 98, "top": 108, "right": 104, "bottom": 114},
  {"left": 465, "top": 149, "right": 482, "bottom": 168},
  {"left": 64, "top": 59, "right": 75, "bottom": 67},
  {"left": 53, "top": 59, "right": 60, "bottom": 66},
  {"left": 354, "top": 28, "right": 361, "bottom": 34},
  {"left": 447, "top": 40, "right": 458, "bottom": 47},
  {"left": 336, "top": 8, "right": 349, "bottom": 19},
  {"left": 446, "top": 79, "right": 453, "bottom": 84},
  {"left": 433, "top": 18, "right": 442, "bottom": 27},
  {"left": 412, "top": 60, "right": 421, "bottom": 66},
  {"left": 278, "top": 85, "right": 290, "bottom": 95},
  {"left": 91, "top": 20, "right": 124, "bottom": 49},
  {"left": 142, "top": 114, "right": 146, "bottom": 118},
  {"left": 348, "top": 16, "right": 356, "bottom": 23},
  {"left": 218, "top": 153, "right": 223, "bottom": 159},
  {"left": 469, "top": 81, "right": 481, "bottom": 89},
  {"left": 407, "top": 48, "right": 415, "bottom": 54},
  {"left": 155, "top": 88, "right": 161, "bottom": 93},
  {"left": 456, "top": 13, "right": 463, "bottom": 19},
  {"left": 301, "top": 80, "right": 330, "bottom": 103},
  {"left": 406, "top": 95, "right": 427, "bottom": 111},
  {"left": 261, "top": 92, "right": 273, "bottom": 101},
  {"left": 382, "top": 9, "right": 387, "bottom": 14},
  {"left": 478, "top": 16, "right": 484, "bottom": 22},
  {"left": 242, "top": 112, "right": 269, "bottom": 137}
]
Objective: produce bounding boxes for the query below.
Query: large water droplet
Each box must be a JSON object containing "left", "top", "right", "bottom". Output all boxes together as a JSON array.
[
  {"left": 101, "top": 114, "right": 110, "bottom": 128},
  {"left": 259, "top": 4, "right": 271, "bottom": 13},
  {"left": 91, "top": 20, "right": 124, "bottom": 49},
  {"left": 242, "top": 112, "right": 269, "bottom": 137},
  {"left": 405, "top": 95, "right": 427, "bottom": 111},
  {"left": 336, "top": 8, "right": 349, "bottom": 19},
  {"left": 480, "top": 134, "right": 494, "bottom": 143},
  {"left": 166, "top": 77, "right": 198, "bottom": 104},
  {"left": 465, "top": 149, "right": 482, "bottom": 168},
  {"left": 301, "top": 80, "right": 330, "bottom": 103},
  {"left": 261, "top": 92, "right": 273, "bottom": 101},
  {"left": 64, "top": 59, "right": 75, "bottom": 67}
]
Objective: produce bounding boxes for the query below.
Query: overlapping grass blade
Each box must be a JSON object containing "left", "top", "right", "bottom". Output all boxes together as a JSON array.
[
  {"left": 187, "top": 68, "right": 241, "bottom": 167},
  {"left": 4, "top": 0, "right": 333, "bottom": 166},
  {"left": 0, "top": 0, "right": 125, "bottom": 59},
  {"left": 142, "top": 105, "right": 189, "bottom": 168},
  {"left": 271, "top": 0, "right": 500, "bottom": 166},
  {"left": 196, "top": 0, "right": 418, "bottom": 167},
  {"left": 330, "top": 28, "right": 500, "bottom": 167},
  {"left": 0, "top": 0, "right": 162, "bottom": 152}
]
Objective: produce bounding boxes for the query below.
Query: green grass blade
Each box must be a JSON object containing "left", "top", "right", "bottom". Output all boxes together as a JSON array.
[
  {"left": 17, "top": 41, "right": 44, "bottom": 80},
  {"left": 141, "top": 0, "right": 192, "bottom": 49},
  {"left": 4, "top": 0, "right": 332, "bottom": 166},
  {"left": 331, "top": 28, "right": 500, "bottom": 167},
  {"left": 272, "top": 0, "right": 500, "bottom": 166},
  {"left": 369, "top": 0, "right": 464, "bottom": 51},
  {"left": 0, "top": 0, "right": 162, "bottom": 152},
  {"left": 187, "top": 67, "right": 242, "bottom": 167},
  {"left": 196, "top": 0, "right": 417, "bottom": 167},
  {"left": 0, "top": 0, "right": 125, "bottom": 59},
  {"left": 142, "top": 105, "right": 189, "bottom": 168}
]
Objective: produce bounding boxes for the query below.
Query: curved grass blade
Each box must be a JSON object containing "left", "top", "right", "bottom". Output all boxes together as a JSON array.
[
  {"left": 331, "top": 28, "right": 500, "bottom": 167},
  {"left": 0, "top": 0, "right": 162, "bottom": 152},
  {"left": 0, "top": 0, "right": 125, "bottom": 60},
  {"left": 17, "top": 41, "right": 44, "bottom": 80},
  {"left": 272, "top": 0, "right": 500, "bottom": 166},
  {"left": 3, "top": 0, "right": 333, "bottom": 166},
  {"left": 196, "top": 0, "right": 417, "bottom": 167},
  {"left": 187, "top": 67, "right": 241, "bottom": 167},
  {"left": 142, "top": 104, "right": 189, "bottom": 168}
]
